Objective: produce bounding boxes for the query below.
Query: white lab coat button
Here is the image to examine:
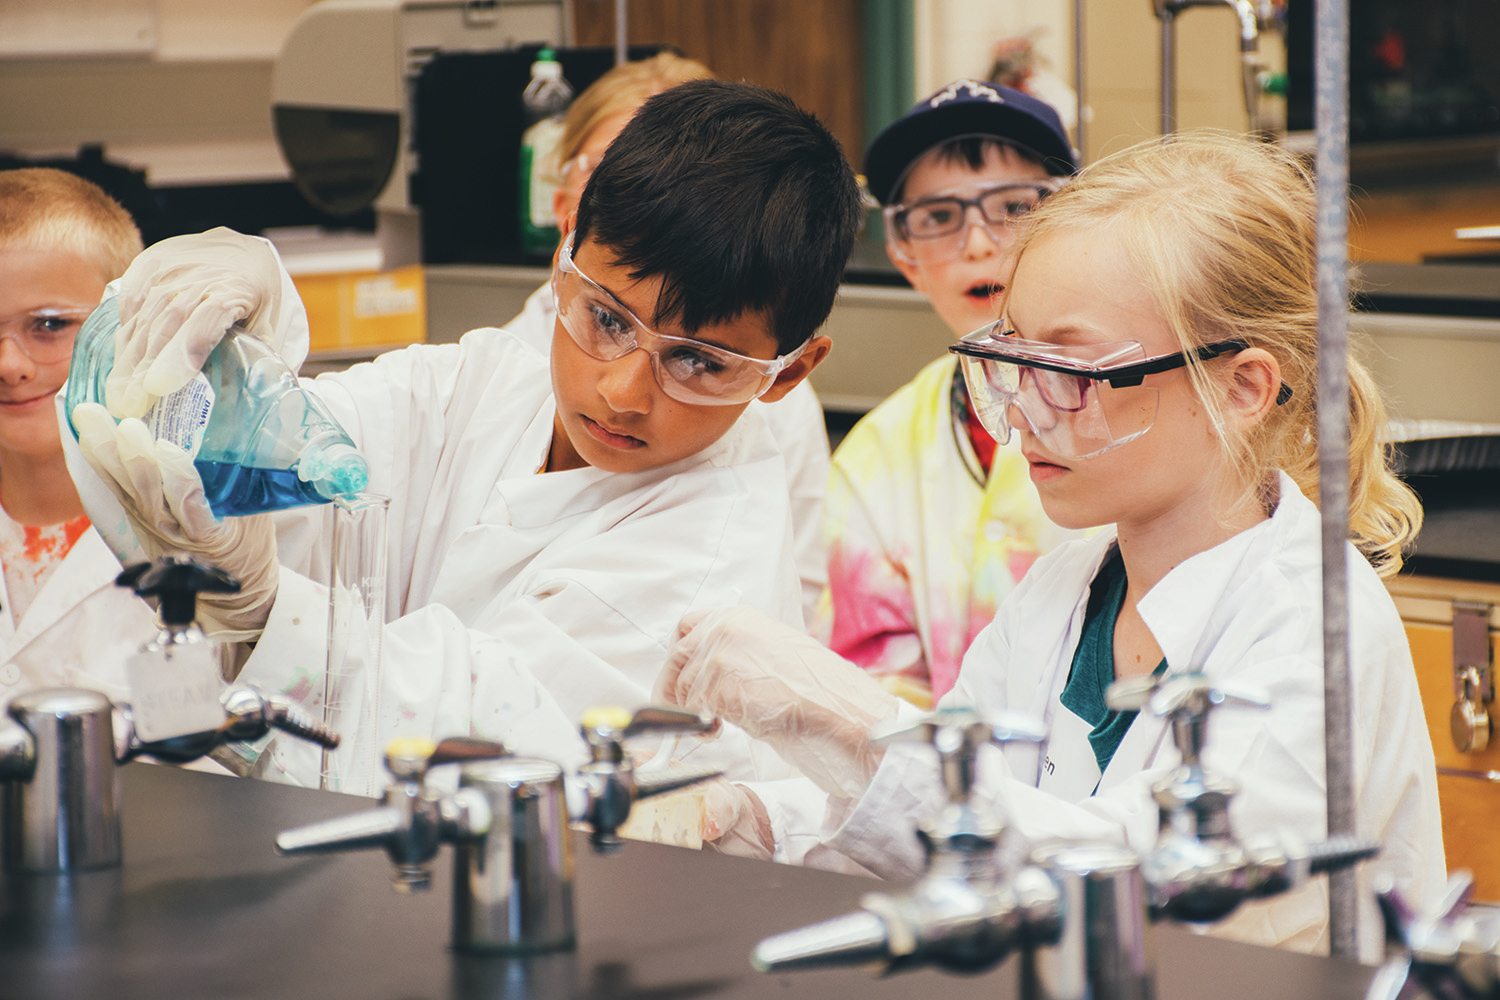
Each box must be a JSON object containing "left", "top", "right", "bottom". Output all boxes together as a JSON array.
[{"left": 0, "top": 663, "right": 20, "bottom": 686}]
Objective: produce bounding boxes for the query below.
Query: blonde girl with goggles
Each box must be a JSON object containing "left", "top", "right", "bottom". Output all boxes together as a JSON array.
[{"left": 659, "top": 131, "right": 1442, "bottom": 958}]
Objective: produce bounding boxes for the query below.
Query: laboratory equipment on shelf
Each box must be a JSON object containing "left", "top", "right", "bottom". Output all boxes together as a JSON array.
[
  {"left": 753, "top": 675, "right": 1377, "bottom": 998},
  {"left": 1366, "top": 872, "right": 1500, "bottom": 1000},
  {"left": 66, "top": 295, "right": 369, "bottom": 517},
  {"left": 1149, "top": 0, "right": 1286, "bottom": 133},
  {"left": 0, "top": 685, "right": 337, "bottom": 876},
  {"left": 274, "top": 706, "right": 722, "bottom": 954}
]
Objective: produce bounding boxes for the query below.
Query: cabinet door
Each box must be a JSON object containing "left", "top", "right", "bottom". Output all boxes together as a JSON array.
[
  {"left": 571, "top": 0, "right": 865, "bottom": 158},
  {"left": 1400, "top": 584, "right": 1500, "bottom": 901}
]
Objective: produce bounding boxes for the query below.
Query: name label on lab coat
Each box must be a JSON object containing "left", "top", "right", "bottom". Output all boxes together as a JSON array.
[{"left": 126, "top": 643, "right": 223, "bottom": 742}]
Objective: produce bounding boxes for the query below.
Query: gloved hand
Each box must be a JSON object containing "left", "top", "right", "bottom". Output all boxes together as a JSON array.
[
  {"left": 106, "top": 227, "right": 309, "bottom": 419},
  {"left": 701, "top": 779, "right": 774, "bottom": 861},
  {"left": 659, "top": 607, "right": 902, "bottom": 800},
  {"left": 72, "top": 402, "right": 279, "bottom": 640}
]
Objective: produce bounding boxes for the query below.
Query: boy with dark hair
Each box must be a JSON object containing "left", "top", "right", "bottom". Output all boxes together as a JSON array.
[{"left": 72, "top": 80, "right": 862, "bottom": 788}]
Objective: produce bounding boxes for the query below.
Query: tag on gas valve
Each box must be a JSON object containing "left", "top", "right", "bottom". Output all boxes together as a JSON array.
[{"left": 126, "top": 643, "right": 223, "bottom": 742}]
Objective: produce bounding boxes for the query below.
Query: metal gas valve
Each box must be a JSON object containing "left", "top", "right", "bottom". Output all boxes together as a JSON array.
[
  {"left": 1367, "top": 871, "right": 1500, "bottom": 999},
  {"left": 752, "top": 707, "right": 1064, "bottom": 976},
  {"left": 274, "top": 705, "right": 720, "bottom": 954},
  {"left": 1106, "top": 672, "right": 1378, "bottom": 925},
  {"left": 0, "top": 685, "right": 337, "bottom": 874}
]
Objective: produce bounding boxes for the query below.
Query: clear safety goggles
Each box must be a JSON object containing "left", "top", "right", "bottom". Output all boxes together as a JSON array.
[
  {"left": 884, "top": 178, "right": 1064, "bottom": 264},
  {"left": 553, "top": 236, "right": 806, "bottom": 406},
  {"left": 0, "top": 306, "right": 91, "bottom": 364},
  {"left": 950, "top": 321, "right": 1289, "bottom": 460}
]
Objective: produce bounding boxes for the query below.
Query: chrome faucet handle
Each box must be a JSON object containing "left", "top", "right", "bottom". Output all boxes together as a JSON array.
[
  {"left": 118, "top": 685, "right": 342, "bottom": 764},
  {"left": 874, "top": 706, "right": 1047, "bottom": 803},
  {"left": 1368, "top": 872, "right": 1500, "bottom": 1000},
  {"left": 573, "top": 705, "right": 719, "bottom": 853},
  {"left": 275, "top": 735, "right": 502, "bottom": 892},
  {"left": 1106, "top": 673, "right": 1268, "bottom": 770}
]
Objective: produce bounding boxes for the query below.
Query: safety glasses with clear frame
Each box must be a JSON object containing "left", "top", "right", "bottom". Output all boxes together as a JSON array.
[
  {"left": 553, "top": 236, "right": 807, "bottom": 406},
  {"left": 884, "top": 177, "right": 1065, "bottom": 264},
  {"left": 950, "top": 321, "right": 1292, "bottom": 460},
  {"left": 0, "top": 306, "right": 92, "bottom": 364}
]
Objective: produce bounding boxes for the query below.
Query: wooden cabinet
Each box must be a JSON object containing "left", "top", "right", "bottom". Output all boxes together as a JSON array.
[
  {"left": 1389, "top": 574, "right": 1500, "bottom": 900},
  {"left": 570, "top": 0, "right": 865, "bottom": 161}
]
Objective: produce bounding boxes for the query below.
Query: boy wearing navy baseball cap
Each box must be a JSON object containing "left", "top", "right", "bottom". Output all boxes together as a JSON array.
[{"left": 819, "top": 80, "right": 1080, "bottom": 707}]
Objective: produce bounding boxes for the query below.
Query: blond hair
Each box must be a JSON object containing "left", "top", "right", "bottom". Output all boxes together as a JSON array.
[
  {"left": 1011, "top": 131, "right": 1421, "bottom": 576},
  {"left": 0, "top": 168, "right": 142, "bottom": 283},
  {"left": 556, "top": 52, "right": 714, "bottom": 170}
]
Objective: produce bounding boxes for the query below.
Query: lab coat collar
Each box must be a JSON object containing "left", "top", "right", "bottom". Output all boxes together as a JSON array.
[
  {"left": 1134, "top": 472, "right": 1305, "bottom": 679},
  {"left": 7, "top": 527, "right": 123, "bottom": 653}
]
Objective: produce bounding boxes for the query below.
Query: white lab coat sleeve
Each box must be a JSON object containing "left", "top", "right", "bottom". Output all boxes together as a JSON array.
[
  {"left": 757, "top": 382, "right": 830, "bottom": 627},
  {"left": 234, "top": 566, "right": 594, "bottom": 785}
]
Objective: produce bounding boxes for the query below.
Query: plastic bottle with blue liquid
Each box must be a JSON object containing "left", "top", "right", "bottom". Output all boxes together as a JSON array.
[{"left": 65, "top": 295, "right": 369, "bottom": 518}]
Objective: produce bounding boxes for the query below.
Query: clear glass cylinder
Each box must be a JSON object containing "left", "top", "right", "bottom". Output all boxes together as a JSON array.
[{"left": 321, "top": 493, "right": 389, "bottom": 795}]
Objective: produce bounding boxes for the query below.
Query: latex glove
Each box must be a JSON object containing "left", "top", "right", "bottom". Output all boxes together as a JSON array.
[
  {"left": 660, "top": 607, "right": 902, "bottom": 800},
  {"left": 701, "top": 779, "right": 774, "bottom": 861},
  {"left": 107, "top": 227, "right": 309, "bottom": 418},
  {"left": 71, "top": 402, "right": 278, "bottom": 640}
]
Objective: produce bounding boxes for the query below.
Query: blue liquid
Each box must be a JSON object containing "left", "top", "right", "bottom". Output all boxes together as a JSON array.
[{"left": 196, "top": 459, "right": 328, "bottom": 518}]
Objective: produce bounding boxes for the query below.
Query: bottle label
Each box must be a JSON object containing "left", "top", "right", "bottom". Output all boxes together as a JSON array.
[
  {"left": 126, "top": 641, "right": 224, "bottom": 742},
  {"left": 525, "top": 117, "right": 567, "bottom": 229},
  {"left": 145, "top": 374, "right": 215, "bottom": 459}
]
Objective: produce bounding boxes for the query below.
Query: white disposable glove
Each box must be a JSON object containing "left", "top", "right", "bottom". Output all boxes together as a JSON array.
[
  {"left": 71, "top": 402, "right": 279, "bottom": 640},
  {"left": 701, "top": 779, "right": 774, "bottom": 861},
  {"left": 659, "top": 607, "right": 902, "bottom": 800},
  {"left": 107, "top": 227, "right": 309, "bottom": 419}
]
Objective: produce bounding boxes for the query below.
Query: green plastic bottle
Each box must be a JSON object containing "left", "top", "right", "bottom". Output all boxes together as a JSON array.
[{"left": 518, "top": 48, "right": 574, "bottom": 257}]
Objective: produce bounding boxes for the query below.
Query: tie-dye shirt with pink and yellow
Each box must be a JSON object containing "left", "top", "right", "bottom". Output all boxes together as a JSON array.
[{"left": 816, "top": 355, "right": 1077, "bottom": 705}]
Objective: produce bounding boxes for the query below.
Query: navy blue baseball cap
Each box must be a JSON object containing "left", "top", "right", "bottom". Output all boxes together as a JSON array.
[{"left": 864, "top": 80, "right": 1078, "bottom": 206}]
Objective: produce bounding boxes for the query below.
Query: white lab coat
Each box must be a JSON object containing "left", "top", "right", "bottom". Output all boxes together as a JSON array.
[
  {"left": 505, "top": 283, "right": 831, "bottom": 623},
  {"left": 234, "top": 329, "right": 804, "bottom": 787},
  {"left": 817, "top": 472, "right": 1444, "bottom": 959},
  {"left": 0, "top": 526, "right": 158, "bottom": 703}
]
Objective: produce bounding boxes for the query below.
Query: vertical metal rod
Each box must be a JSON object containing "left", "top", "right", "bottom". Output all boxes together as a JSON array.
[
  {"left": 1314, "top": 0, "right": 1359, "bottom": 959},
  {"left": 1160, "top": 11, "right": 1176, "bottom": 133},
  {"left": 1074, "top": 0, "right": 1087, "bottom": 159},
  {"left": 614, "top": 0, "right": 627, "bottom": 66}
]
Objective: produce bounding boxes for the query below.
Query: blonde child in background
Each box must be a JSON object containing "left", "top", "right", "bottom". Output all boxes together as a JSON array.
[
  {"left": 0, "top": 168, "right": 157, "bottom": 699},
  {"left": 820, "top": 81, "right": 1081, "bottom": 706},
  {"left": 504, "top": 52, "right": 835, "bottom": 624},
  {"left": 664, "top": 132, "right": 1443, "bottom": 957}
]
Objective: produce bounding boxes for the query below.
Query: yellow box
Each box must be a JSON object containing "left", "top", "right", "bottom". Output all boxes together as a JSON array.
[{"left": 291, "top": 264, "right": 426, "bottom": 354}]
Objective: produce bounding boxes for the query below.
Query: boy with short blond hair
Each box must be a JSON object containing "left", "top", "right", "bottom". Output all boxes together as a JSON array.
[{"left": 0, "top": 167, "right": 157, "bottom": 699}]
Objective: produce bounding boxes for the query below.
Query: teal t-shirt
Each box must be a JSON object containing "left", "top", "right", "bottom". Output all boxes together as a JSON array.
[{"left": 1059, "top": 549, "right": 1168, "bottom": 775}]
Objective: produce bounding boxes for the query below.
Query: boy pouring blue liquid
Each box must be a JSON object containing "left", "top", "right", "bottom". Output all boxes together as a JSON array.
[{"left": 69, "top": 81, "right": 861, "bottom": 791}]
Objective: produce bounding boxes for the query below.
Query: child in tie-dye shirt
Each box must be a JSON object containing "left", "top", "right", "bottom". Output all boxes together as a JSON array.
[{"left": 819, "top": 81, "right": 1082, "bottom": 704}]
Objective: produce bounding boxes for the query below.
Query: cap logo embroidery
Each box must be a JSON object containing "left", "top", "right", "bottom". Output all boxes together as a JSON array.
[{"left": 928, "top": 80, "right": 1006, "bottom": 108}]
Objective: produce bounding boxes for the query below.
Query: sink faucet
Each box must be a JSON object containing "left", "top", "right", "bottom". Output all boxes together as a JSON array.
[
  {"left": 273, "top": 705, "right": 721, "bottom": 953},
  {"left": 752, "top": 707, "right": 1065, "bottom": 975},
  {"left": 0, "top": 685, "right": 338, "bottom": 875},
  {"left": 1106, "top": 673, "right": 1379, "bottom": 926}
]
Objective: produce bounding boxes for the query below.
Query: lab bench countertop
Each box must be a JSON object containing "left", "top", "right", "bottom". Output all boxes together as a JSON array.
[{"left": 0, "top": 763, "right": 1379, "bottom": 999}]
